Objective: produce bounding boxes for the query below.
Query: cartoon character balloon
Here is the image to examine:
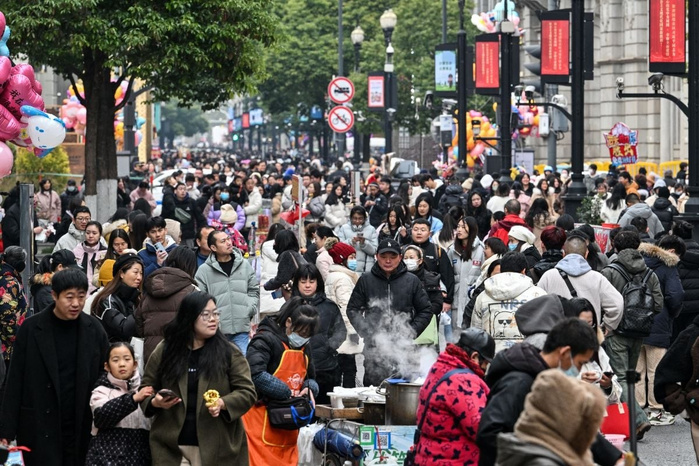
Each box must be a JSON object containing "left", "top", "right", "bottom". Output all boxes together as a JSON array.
[{"left": 20, "top": 105, "right": 66, "bottom": 158}]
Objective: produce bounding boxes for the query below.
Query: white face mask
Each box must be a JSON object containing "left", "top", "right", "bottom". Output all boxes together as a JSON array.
[{"left": 404, "top": 259, "right": 419, "bottom": 271}]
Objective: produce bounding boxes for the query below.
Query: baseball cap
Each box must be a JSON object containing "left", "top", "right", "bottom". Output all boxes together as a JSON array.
[
  {"left": 458, "top": 328, "right": 496, "bottom": 362},
  {"left": 377, "top": 239, "right": 401, "bottom": 255}
]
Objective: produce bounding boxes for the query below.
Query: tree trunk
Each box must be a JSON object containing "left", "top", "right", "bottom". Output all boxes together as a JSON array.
[{"left": 82, "top": 50, "right": 118, "bottom": 222}]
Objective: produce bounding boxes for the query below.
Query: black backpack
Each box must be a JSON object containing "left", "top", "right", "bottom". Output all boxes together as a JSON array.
[{"left": 606, "top": 263, "right": 656, "bottom": 338}]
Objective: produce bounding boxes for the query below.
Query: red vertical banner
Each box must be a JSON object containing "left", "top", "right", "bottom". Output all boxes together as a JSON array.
[
  {"left": 649, "top": 0, "right": 686, "bottom": 74},
  {"left": 475, "top": 34, "right": 500, "bottom": 96},
  {"left": 541, "top": 11, "right": 570, "bottom": 82}
]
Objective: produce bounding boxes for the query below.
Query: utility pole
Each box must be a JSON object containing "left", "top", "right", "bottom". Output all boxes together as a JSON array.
[
  {"left": 682, "top": 0, "right": 699, "bottom": 241},
  {"left": 442, "top": 0, "right": 448, "bottom": 43},
  {"left": 336, "top": 0, "right": 345, "bottom": 160},
  {"left": 499, "top": 1, "right": 512, "bottom": 178},
  {"left": 564, "top": 0, "right": 587, "bottom": 217},
  {"left": 457, "top": 0, "right": 467, "bottom": 171},
  {"left": 546, "top": 0, "right": 558, "bottom": 172}
]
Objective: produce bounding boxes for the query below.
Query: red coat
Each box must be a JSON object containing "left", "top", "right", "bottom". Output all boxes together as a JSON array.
[
  {"left": 488, "top": 214, "right": 530, "bottom": 244},
  {"left": 414, "top": 344, "right": 489, "bottom": 465}
]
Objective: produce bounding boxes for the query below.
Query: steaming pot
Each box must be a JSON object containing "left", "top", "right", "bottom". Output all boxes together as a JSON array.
[{"left": 384, "top": 382, "right": 422, "bottom": 425}]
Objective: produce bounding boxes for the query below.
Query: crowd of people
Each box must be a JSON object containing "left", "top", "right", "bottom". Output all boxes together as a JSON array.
[{"left": 0, "top": 150, "right": 696, "bottom": 465}]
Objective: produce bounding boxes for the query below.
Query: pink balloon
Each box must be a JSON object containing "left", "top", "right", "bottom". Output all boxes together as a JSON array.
[
  {"left": 77, "top": 107, "right": 87, "bottom": 125},
  {"left": 0, "top": 56, "right": 10, "bottom": 85},
  {"left": 0, "top": 141, "right": 13, "bottom": 177},
  {"left": 0, "top": 74, "right": 44, "bottom": 120},
  {"left": 471, "top": 142, "right": 485, "bottom": 157},
  {"left": 0, "top": 12, "right": 5, "bottom": 34},
  {"left": 0, "top": 105, "right": 21, "bottom": 141},
  {"left": 62, "top": 117, "right": 74, "bottom": 129},
  {"left": 135, "top": 131, "right": 143, "bottom": 146}
]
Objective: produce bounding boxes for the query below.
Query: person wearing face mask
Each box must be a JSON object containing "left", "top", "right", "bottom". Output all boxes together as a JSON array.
[
  {"left": 324, "top": 238, "right": 362, "bottom": 388},
  {"left": 60, "top": 179, "right": 81, "bottom": 217},
  {"left": 336, "top": 206, "right": 378, "bottom": 274},
  {"left": 412, "top": 328, "right": 494, "bottom": 466},
  {"left": 403, "top": 245, "right": 444, "bottom": 333},
  {"left": 292, "top": 264, "right": 347, "bottom": 405},
  {"left": 507, "top": 225, "right": 541, "bottom": 272},
  {"left": 244, "top": 298, "right": 320, "bottom": 465},
  {"left": 0, "top": 246, "right": 29, "bottom": 368},
  {"left": 477, "top": 318, "right": 625, "bottom": 466}
]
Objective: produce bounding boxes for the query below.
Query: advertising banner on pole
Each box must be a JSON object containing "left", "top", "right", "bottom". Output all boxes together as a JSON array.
[
  {"left": 368, "top": 72, "right": 385, "bottom": 112},
  {"left": 649, "top": 0, "right": 686, "bottom": 74},
  {"left": 475, "top": 34, "right": 500, "bottom": 96},
  {"left": 541, "top": 10, "right": 571, "bottom": 82},
  {"left": 435, "top": 43, "right": 457, "bottom": 97}
]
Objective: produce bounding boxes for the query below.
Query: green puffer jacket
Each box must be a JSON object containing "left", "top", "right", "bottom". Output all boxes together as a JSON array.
[{"left": 195, "top": 250, "right": 259, "bottom": 335}]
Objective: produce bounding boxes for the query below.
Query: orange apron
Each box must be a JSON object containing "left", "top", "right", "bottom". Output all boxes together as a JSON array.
[{"left": 243, "top": 343, "right": 308, "bottom": 466}]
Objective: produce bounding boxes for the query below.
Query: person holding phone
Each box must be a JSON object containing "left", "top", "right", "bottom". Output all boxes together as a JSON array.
[
  {"left": 137, "top": 216, "right": 178, "bottom": 279},
  {"left": 141, "top": 291, "right": 256, "bottom": 465},
  {"left": 336, "top": 206, "right": 378, "bottom": 274}
]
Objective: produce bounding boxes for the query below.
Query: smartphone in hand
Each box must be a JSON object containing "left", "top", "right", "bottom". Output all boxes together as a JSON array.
[
  {"left": 158, "top": 389, "right": 177, "bottom": 400},
  {"left": 155, "top": 242, "right": 167, "bottom": 253}
]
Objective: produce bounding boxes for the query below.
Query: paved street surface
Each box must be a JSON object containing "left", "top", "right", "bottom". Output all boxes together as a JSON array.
[{"left": 633, "top": 417, "right": 695, "bottom": 465}]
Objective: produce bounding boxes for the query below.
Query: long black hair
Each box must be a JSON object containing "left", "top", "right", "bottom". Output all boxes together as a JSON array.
[
  {"left": 164, "top": 246, "right": 197, "bottom": 279},
  {"left": 414, "top": 192, "right": 434, "bottom": 220},
  {"left": 266, "top": 223, "right": 286, "bottom": 243},
  {"left": 273, "top": 229, "right": 300, "bottom": 254},
  {"left": 465, "top": 190, "right": 486, "bottom": 216},
  {"left": 105, "top": 229, "right": 132, "bottom": 261},
  {"left": 438, "top": 205, "right": 464, "bottom": 245},
  {"left": 158, "top": 291, "right": 233, "bottom": 386},
  {"left": 525, "top": 198, "right": 551, "bottom": 228},
  {"left": 292, "top": 263, "right": 326, "bottom": 298},
  {"left": 454, "top": 216, "right": 479, "bottom": 260},
  {"left": 606, "top": 182, "right": 626, "bottom": 210},
  {"left": 274, "top": 296, "right": 321, "bottom": 337}
]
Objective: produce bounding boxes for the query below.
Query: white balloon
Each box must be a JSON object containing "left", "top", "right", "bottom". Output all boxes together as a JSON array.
[{"left": 27, "top": 113, "right": 66, "bottom": 149}]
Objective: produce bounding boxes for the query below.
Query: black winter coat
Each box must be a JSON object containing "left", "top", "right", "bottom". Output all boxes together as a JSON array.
[
  {"left": 246, "top": 316, "right": 316, "bottom": 401},
  {"left": 655, "top": 314, "right": 699, "bottom": 415},
  {"left": 94, "top": 285, "right": 141, "bottom": 343},
  {"left": 0, "top": 307, "right": 109, "bottom": 466},
  {"left": 346, "top": 261, "right": 433, "bottom": 344},
  {"left": 408, "top": 239, "right": 455, "bottom": 305},
  {"left": 30, "top": 273, "right": 54, "bottom": 314},
  {"left": 674, "top": 250, "right": 699, "bottom": 340},
  {"left": 476, "top": 343, "right": 621, "bottom": 466},
  {"left": 522, "top": 246, "right": 542, "bottom": 272},
  {"left": 303, "top": 293, "right": 347, "bottom": 371},
  {"left": 529, "top": 249, "right": 564, "bottom": 284},
  {"left": 162, "top": 195, "right": 207, "bottom": 241},
  {"left": 651, "top": 197, "right": 679, "bottom": 233},
  {"left": 437, "top": 184, "right": 466, "bottom": 213},
  {"left": 640, "top": 243, "right": 684, "bottom": 348},
  {"left": 411, "top": 266, "right": 444, "bottom": 316},
  {"left": 361, "top": 193, "right": 388, "bottom": 228}
]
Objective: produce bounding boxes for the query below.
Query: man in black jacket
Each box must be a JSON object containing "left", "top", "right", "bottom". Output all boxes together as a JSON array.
[
  {"left": 162, "top": 183, "right": 208, "bottom": 247},
  {"left": 361, "top": 182, "right": 388, "bottom": 228},
  {"left": 347, "top": 239, "right": 433, "bottom": 386},
  {"left": 408, "top": 218, "right": 455, "bottom": 312},
  {"left": 0, "top": 269, "right": 109, "bottom": 466},
  {"left": 476, "top": 318, "right": 623, "bottom": 466}
]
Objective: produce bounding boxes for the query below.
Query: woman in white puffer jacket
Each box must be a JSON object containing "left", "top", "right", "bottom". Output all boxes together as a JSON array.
[{"left": 259, "top": 223, "right": 286, "bottom": 316}]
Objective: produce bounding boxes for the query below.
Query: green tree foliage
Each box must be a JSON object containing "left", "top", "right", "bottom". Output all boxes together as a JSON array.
[
  {"left": 2, "top": 0, "right": 279, "bottom": 195},
  {"left": 259, "top": 0, "right": 480, "bottom": 136},
  {"left": 161, "top": 103, "right": 210, "bottom": 140},
  {"left": 1, "top": 146, "right": 71, "bottom": 193}
]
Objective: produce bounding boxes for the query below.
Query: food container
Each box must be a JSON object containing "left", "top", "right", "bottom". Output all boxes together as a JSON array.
[
  {"left": 385, "top": 382, "right": 422, "bottom": 425},
  {"left": 360, "top": 400, "right": 386, "bottom": 425},
  {"left": 327, "top": 393, "right": 359, "bottom": 409}
]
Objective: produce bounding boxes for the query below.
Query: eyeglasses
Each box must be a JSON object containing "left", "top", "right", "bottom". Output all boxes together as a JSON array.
[
  {"left": 75, "top": 217, "right": 91, "bottom": 222},
  {"left": 199, "top": 311, "right": 221, "bottom": 322}
]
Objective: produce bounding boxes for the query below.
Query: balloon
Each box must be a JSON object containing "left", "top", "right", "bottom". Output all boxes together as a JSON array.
[
  {"left": 135, "top": 130, "right": 143, "bottom": 146},
  {"left": 0, "top": 56, "right": 10, "bottom": 84},
  {"left": 0, "top": 104, "right": 21, "bottom": 141},
  {"left": 77, "top": 107, "right": 87, "bottom": 125},
  {"left": 0, "top": 74, "right": 44, "bottom": 120},
  {"left": 20, "top": 105, "right": 67, "bottom": 149},
  {"left": 0, "top": 141, "right": 13, "bottom": 177},
  {"left": 62, "top": 117, "right": 74, "bottom": 129},
  {"left": 135, "top": 116, "right": 146, "bottom": 129},
  {"left": 0, "top": 25, "right": 9, "bottom": 58},
  {"left": 0, "top": 11, "right": 5, "bottom": 34},
  {"left": 471, "top": 142, "right": 485, "bottom": 157},
  {"left": 10, "top": 126, "right": 31, "bottom": 147}
]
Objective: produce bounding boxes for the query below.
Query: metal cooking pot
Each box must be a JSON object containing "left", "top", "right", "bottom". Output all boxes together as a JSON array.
[
  {"left": 384, "top": 382, "right": 422, "bottom": 425},
  {"left": 360, "top": 400, "right": 386, "bottom": 425}
]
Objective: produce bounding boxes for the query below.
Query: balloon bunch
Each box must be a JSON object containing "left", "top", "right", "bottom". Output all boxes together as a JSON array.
[
  {"left": 60, "top": 79, "right": 144, "bottom": 148},
  {"left": 471, "top": 0, "right": 521, "bottom": 34},
  {"left": 0, "top": 11, "right": 66, "bottom": 177},
  {"left": 449, "top": 110, "right": 498, "bottom": 167},
  {"left": 512, "top": 94, "right": 542, "bottom": 139}
]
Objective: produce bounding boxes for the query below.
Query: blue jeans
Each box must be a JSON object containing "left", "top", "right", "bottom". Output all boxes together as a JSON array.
[{"left": 226, "top": 332, "right": 250, "bottom": 355}]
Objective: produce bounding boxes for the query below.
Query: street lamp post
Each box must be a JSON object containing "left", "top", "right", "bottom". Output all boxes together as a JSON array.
[
  {"left": 336, "top": 0, "right": 346, "bottom": 160},
  {"left": 498, "top": 1, "right": 514, "bottom": 181},
  {"left": 455, "top": 0, "right": 469, "bottom": 180},
  {"left": 351, "top": 25, "right": 364, "bottom": 165},
  {"left": 381, "top": 9, "right": 397, "bottom": 154}
]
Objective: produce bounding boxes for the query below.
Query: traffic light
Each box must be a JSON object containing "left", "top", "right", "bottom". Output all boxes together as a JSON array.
[{"left": 523, "top": 45, "right": 542, "bottom": 95}]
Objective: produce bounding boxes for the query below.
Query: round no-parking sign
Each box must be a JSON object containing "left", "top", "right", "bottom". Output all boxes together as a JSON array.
[{"left": 327, "top": 106, "right": 354, "bottom": 133}]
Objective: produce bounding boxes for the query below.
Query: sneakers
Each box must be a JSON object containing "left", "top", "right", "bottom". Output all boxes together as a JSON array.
[{"left": 648, "top": 409, "right": 676, "bottom": 426}]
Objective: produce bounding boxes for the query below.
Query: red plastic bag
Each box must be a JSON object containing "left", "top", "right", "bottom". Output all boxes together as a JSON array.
[{"left": 600, "top": 402, "right": 631, "bottom": 440}]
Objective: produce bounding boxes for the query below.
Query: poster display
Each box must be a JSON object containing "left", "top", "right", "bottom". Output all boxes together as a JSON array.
[
  {"left": 435, "top": 44, "right": 457, "bottom": 96},
  {"left": 649, "top": 0, "right": 686, "bottom": 74}
]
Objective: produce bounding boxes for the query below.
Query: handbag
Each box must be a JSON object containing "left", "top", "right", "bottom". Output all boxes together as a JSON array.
[
  {"left": 267, "top": 396, "right": 315, "bottom": 430},
  {"left": 600, "top": 402, "right": 630, "bottom": 440},
  {"left": 413, "top": 315, "right": 438, "bottom": 346},
  {"left": 174, "top": 207, "right": 192, "bottom": 224},
  {"left": 404, "top": 368, "right": 473, "bottom": 466}
]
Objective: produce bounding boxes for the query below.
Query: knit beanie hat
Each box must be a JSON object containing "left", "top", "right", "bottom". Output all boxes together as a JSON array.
[
  {"left": 508, "top": 225, "right": 536, "bottom": 245},
  {"left": 327, "top": 240, "right": 356, "bottom": 265}
]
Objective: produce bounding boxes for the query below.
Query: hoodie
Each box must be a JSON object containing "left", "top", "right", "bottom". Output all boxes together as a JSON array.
[
  {"left": 538, "top": 254, "right": 624, "bottom": 332},
  {"left": 471, "top": 273, "right": 547, "bottom": 353},
  {"left": 477, "top": 343, "right": 549, "bottom": 466},
  {"left": 638, "top": 243, "right": 684, "bottom": 348},
  {"left": 514, "top": 294, "right": 565, "bottom": 349},
  {"left": 52, "top": 222, "right": 86, "bottom": 253},
  {"left": 617, "top": 202, "right": 664, "bottom": 238}
]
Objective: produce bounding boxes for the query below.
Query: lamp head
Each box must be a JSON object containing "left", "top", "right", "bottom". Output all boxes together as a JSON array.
[
  {"left": 380, "top": 9, "right": 398, "bottom": 31},
  {"left": 351, "top": 25, "right": 365, "bottom": 45}
]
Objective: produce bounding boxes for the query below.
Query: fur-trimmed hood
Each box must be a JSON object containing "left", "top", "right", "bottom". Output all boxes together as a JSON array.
[
  {"left": 31, "top": 272, "right": 53, "bottom": 286},
  {"left": 639, "top": 242, "right": 680, "bottom": 267}
]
